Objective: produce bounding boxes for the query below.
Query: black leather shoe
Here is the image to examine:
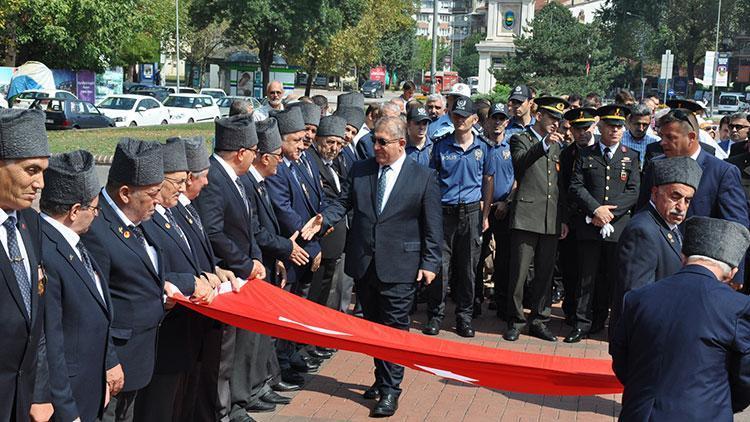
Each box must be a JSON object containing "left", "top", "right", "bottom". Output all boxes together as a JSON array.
[
  {"left": 261, "top": 390, "right": 291, "bottom": 405},
  {"left": 529, "top": 324, "right": 557, "bottom": 342},
  {"left": 302, "top": 355, "right": 324, "bottom": 366},
  {"left": 362, "top": 384, "right": 380, "bottom": 400},
  {"left": 245, "top": 400, "right": 276, "bottom": 413},
  {"left": 272, "top": 380, "right": 301, "bottom": 392},
  {"left": 308, "top": 349, "right": 333, "bottom": 359},
  {"left": 563, "top": 328, "right": 587, "bottom": 344},
  {"left": 422, "top": 318, "right": 441, "bottom": 335},
  {"left": 371, "top": 393, "right": 399, "bottom": 417},
  {"left": 281, "top": 369, "right": 305, "bottom": 385},
  {"left": 503, "top": 327, "right": 520, "bottom": 341},
  {"left": 291, "top": 360, "right": 319, "bottom": 373},
  {"left": 456, "top": 321, "right": 475, "bottom": 338}
]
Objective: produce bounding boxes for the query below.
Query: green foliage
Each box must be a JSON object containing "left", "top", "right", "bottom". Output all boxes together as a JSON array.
[
  {"left": 412, "top": 36, "right": 450, "bottom": 73},
  {"left": 495, "top": 3, "right": 622, "bottom": 96},
  {"left": 379, "top": 24, "right": 417, "bottom": 86},
  {"left": 454, "top": 32, "right": 483, "bottom": 79},
  {"left": 472, "top": 83, "right": 512, "bottom": 105}
]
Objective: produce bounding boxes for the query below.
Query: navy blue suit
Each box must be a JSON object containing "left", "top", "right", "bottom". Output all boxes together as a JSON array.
[
  {"left": 82, "top": 195, "right": 165, "bottom": 392},
  {"left": 610, "top": 265, "right": 750, "bottom": 420},
  {"left": 194, "top": 156, "right": 262, "bottom": 279},
  {"left": 297, "top": 152, "right": 324, "bottom": 211},
  {"left": 355, "top": 132, "right": 375, "bottom": 160},
  {"left": 334, "top": 144, "right": 357, "bottom": 180},
  {"left": 0, "top": 209, "right": 49, "bottom": 421},
  {"left": 610, "top": 205, "right": 683, "bottom": 339},
  {"left": 41, "top": 219, "right": 114, "bottom": 422},
  {"left": 173, "top": 202, "right": 215, "bottom": 273}
]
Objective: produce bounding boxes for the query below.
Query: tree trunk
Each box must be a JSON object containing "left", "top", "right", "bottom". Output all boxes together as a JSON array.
[
  {"left": 686, "top": 52, "right": 695, "bottom": 98},
  {"left": 305, "top": 59, "right": 317, "bottom": 97},
  {"left": 259, "top": 41, "right": 274, "bottom": 94},
  {"left": 2, "top": 22, "right": 17, "bottom": 66}
]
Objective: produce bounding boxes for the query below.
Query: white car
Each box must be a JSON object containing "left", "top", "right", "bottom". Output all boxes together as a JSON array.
[
  {"left": 200, "top": 88, "right": 227, "bottom": 100},
  {"left": 97, "top": 94, "right": 171, "bottom": 127},
  {"left": 164, "top": 86, "right": 198, "bottom": 94},
  {"left": 12, "top": 89, "right": 78, "bottom": 109},
  {"left": 163, "top": 94, "right": 221, "bottom": 124}
]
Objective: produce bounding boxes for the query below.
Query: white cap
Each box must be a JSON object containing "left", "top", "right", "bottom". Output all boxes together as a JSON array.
[{"left": 445, "top": 83, "right": 471, "bottom": 97}]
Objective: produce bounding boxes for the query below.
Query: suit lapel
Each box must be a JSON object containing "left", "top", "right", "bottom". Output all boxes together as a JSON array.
[
  {"left": 211, "top": 156, "right": 248, "bottom": 216},
  {"left": 152, "top": 212, "right": 199, "bottom": 273},
  {"left": 592, "top": 143, "right": 607, "bottom": 166},
  {"left": 176, "top": 203, "right": 214, "bottom": 262},
  {"left": 647, "top": 205, "right": 681, "bottom": 258},
  {"left": 100, "top": 199, "right": 161, "bottom": 280},
  {"left": 370, "top": 161, "right": 379, "bottom": 216},
  {"left": 17, "top": 213, "right": 39, "bottom": 325},
  {"left": 248, "top": 176, "right": 280, "bottom": 232},
  {"left": 309, "top": 148, "right": 338, "bottom": 194},
  {"left": 379, "top": 159, "right": 413, "bottom": 220},
  {"left": 0, "top": 241, "right": 30, "bottom": 326}
]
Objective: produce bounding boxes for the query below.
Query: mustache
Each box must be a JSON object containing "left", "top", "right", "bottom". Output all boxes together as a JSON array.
[{"left": 669, "top": 209, "right": 686, "bottom": 218}]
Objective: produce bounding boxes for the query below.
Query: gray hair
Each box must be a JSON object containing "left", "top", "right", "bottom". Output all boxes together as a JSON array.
[
  {"left": 730, "top": 112, "right": 749, "bottom": 122},
  {"left": 374, "top": 116, "right": 406, "bottom": 140},
  {"left": 630, "top": 104, "right": 652, "bottom": 119},
  {"left": 381, "top": 102, "right": 402, "bottom": 118},
  {"left": 426, "top": 94, "right": 445, "bottom": 105},
  {"left": 686, "top": 255, "right": 733, "bottom": 277}
]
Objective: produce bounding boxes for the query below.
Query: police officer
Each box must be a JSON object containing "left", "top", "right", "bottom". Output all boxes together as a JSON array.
[
  {"left": 425, "top": 96, "right": 494, "bottom": 337},
  {"left": 565, "top": 104, "right": 640, "bottom": 343},
  {"left": 474, "top": 103, "right": 514, "bottom": 318},
  {"left": 504, "top": 96, "right": 569, "bottom": 342},
  {"left": 405, "top": 106, "right": 433, "bottom": 167},
  {"left": 557, "top": 107, "right": 597, "bottom": 324}
]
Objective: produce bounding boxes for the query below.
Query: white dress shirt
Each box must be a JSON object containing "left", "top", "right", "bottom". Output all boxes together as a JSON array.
[
  {"left": 102, "top": 188, "right": 159, "bottom": 271},
  {"left": 0, "top": 209, "right": 31, "bottom": 281},
  {"left": 377, "top": 152, "right": 407, "bottom": 213},
  {"left": 40, "top": 213, "right": 104, "bottom": 300}
]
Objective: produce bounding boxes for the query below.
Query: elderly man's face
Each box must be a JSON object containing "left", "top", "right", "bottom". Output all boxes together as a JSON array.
[
  {"left": 425, "top": 100, "right": 444, "bottom": 120},
  {"left": 628, "top": 115, "right": 652, "bottom": 139},
  {"left": 160, "top": 171, "right": 187, "bottom": 209},
  {"left": 281, "top": 131, "right": 305, "bottom": 161},
  {"left": 316, "top": 136, "right": 344, "bottom": 161},
  {"left": 71, "top": 195, "right": 99, "bottom": 235},
  {"left": 267, "top": 82, "right": 284, "bottom": 108},
  {"left": 598, "top": 121, "right": 625, "bottom": 147},
  {"left": 651, "top": 183, "right": 694, "bottom": 226},
  {"left": 0, "top": 157, "right": 48, "bottom": 211},
  {"left": 124, "top": 183, "right": 162, "bottom": 223},
  {"left": 373, "top": 129, "right": 405, "bottom": 166},
  {"left": 185, "top": 169, "right": 209, "bottom": 200}
]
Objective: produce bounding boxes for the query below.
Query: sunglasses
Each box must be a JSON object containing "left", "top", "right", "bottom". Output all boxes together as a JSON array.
[
  {"left": 374, "top": 137, "right": 401, "bottom": 146},
  {"left": 729, "top": 124, "right": 750, "bottom": 131}
]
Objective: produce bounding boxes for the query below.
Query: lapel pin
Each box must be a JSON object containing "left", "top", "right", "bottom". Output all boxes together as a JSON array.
[
  {"left": 165, "top": 223, "right": 171, "bottom": 229},
  {"left": 118, "top": 226, "right": 123, "bottom": 233},
  {"left": 188, "top": 218, "right": 193, "bottom": 224},
  {"left": 123, "top": 231, "right": 131, "bottom": 239}
]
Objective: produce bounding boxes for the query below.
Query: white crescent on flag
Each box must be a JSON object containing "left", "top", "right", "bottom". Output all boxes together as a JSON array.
[
  {"left": 278, "top": 316, "right": 353, "bottom": 336},
  {"left": 414, "top": 364, "right": 479, "bottom": 384}
]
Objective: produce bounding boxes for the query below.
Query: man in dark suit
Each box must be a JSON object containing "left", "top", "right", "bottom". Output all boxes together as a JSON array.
[
  {"left": 288, "top": 103, "right": 324, "bottom": 215},
  {"left": 565, "top": 105, "right": 640, "bottom": 343},
  {"left": 193, "top": 114, "right": 266, "bottom": 422},
  {"left": 301, "top": 115, "right": 442, "bottom": 417},
  {"left": 504, "top": 97, "right": 570, "bottom": 343},
  {"left": 133, "top": 138, "right": 217, "bottom": 421},
  {"left": 306, "top": 116, "right": 348, "bottom": 352},
  {"left": 637, "top": 108, "right": 749, "bottom": 283},
  {"left": 82, "top": 139, "right": 165, "bottom": 422},
  {"left": 333, "top": 105, "right": 366, "bottom": 178},
  {"left": 0, "top": 109, "right": 51, "bottom": 422},
  {"left": 611, "top": 157, "right": 702, "bottom": 340},
  {"left": 611, "top": 216, "right": 750, "bottom": 420},
  {"left": 40, "top": 150, "right": 116, "bottom": 422}
]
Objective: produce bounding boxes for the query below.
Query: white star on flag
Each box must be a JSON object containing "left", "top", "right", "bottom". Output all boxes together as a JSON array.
[
  {"left": 278, "top": 316, "right": 353, "bottom": 336},
  {"left": 414, "top": 365, "right": 478, "bottom": 384}
]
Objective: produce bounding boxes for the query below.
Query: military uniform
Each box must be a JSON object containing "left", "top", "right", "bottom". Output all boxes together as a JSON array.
[
  {"left": 566, "top": 105, "right": 640, "bottom": 342},
  {"left": 505, "top": 97, "right": 570, "bottom": 341}
]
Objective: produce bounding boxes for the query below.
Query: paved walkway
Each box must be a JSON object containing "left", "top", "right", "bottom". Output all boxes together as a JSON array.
[{"left": 255, "top": 302, "right": 624, "bottom": 422}]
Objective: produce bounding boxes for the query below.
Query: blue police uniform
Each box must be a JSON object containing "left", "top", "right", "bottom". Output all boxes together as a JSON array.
[
  {"left": 405, "top": 137, "right": 434, "bottom": 167},
  {"left": 425, "top": 132, "right": 494, "bottom": 330},
  {"left": 489, "top": 141, "right": 515, "bottom": 202},
  {"left": 427, "top": 114, "right": 452, "bottom": 139},
  {"left": 503, "top": 116, "right": 536, "bottom": 143}
]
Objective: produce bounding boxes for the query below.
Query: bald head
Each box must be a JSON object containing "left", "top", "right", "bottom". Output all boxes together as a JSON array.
[{"left": 266, "top": 81, "right": 284, "bottom": 109}]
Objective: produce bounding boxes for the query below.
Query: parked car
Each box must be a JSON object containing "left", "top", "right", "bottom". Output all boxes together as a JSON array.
[
  {"left": 97, "top": 94, "right": 171, "bottom": 127},
  {"left": 12, "top": 89, "right": 78, "bottom": 109},
  {"left": 30, "top": 98, "right": 114, "bottom": 130},
  {"left": 361, "top": 80, "right": 384, "bottom": 98},
  {"left": 131, "top": 88, "right": 170, "bottom": 104},
  {"left": 718, "top": 93, "right": 750, "bottom": 114},
  {"left": 217, "top": 96, "right": 262, "bottom": 117},
  {"left": 124, "top": 83, "right": 153, "bottom": 94},
  {"left": 199, "top": 88, "right": 227, "bottom": 99},
  {"left": 164, "top": 86, "right": 198, "bottom": 94},
  {"left": 163, "top": 94, "right": 221, "bottom": 124}
]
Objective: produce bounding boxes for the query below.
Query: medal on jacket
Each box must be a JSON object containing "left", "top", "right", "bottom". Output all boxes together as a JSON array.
[
  {"left": 37, "top": 264, "right": 47, "bottom": 296},
  {"left": 620, "top": 168, "right": 627, "bottom": 181},
  {"left": 620, "top": 157, "right": 629, "bottom": 181}
]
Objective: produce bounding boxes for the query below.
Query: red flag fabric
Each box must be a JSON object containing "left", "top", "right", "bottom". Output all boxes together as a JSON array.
[{"left": 176, "top": 280, "right": 622, "bottom": 396}]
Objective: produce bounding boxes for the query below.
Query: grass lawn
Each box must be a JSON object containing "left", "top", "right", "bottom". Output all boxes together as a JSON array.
[{"left": 47, "top": 122, "right": 215, "bottom": 156}]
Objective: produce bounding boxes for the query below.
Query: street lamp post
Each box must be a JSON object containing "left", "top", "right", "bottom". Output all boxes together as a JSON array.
[
  {"left": 430, "top": 0, "right": 438, "bottom": 94},
  {"left": 175, "top": 0, "right": 180, "bottom": 90},
  {"left": 709, "top": 0, "right": 722, "bottom": 118}
]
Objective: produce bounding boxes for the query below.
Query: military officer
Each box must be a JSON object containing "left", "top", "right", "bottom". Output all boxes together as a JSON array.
[
  {"left": 425, "top": 96, "right": 494, "bottom": 338},
  {"left": 503, "top": 96, "right": 569, "bottom": 343},
  {"left": 557, "top": 107, "right": 597, "bottom": 324},
  {"left": 565, "top": 104, "right": 640, "bottom": 343}
]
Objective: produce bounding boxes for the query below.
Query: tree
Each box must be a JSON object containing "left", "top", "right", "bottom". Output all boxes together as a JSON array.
[
  {"left": 379, "top": 24, "right": 417, "bottom": 88},
  {"left": 412, "top": 36, "right": 449, "bottom": 75},
  {"left": 495, "top": 2, "right": 623, "bottom": 96},
  {"left": 192, "top": 0, "right": 323, "bottom": 89},
  {"left": 454, "top": 32, "right": 483, "bottom": 79}
]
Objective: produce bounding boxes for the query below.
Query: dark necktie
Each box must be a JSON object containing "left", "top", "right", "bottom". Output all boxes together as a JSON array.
[
  {"left": 165, "top": 209, "right": 190, "bottom": 249},
  {"left": 76, "top": 241, "right": 103, "bottom": 300},
  {"left": 604, "top": 147, "right": 613, "bottom": 163},
  {"left": 234, "top": 179, "right": 249, "bottom": 214},
  {"left": 300, "top": 155, "right": 314, "bottom": 179},
  {"left": 129, "top": 224, "right": 147, "bottom": 249},
  {"left": 185, "top": 203, "right": 204, "bottom": 234},
  {"left": 671, "top": 227, "right": 683, "bottom": 247},
  {"left": 376, "top": 166, "right": 391, "bottom": 215},
  {"left": 258, "top": 180, "right": 272, "bottom": 207},
  {"left": 3, "top": 216, "right": 30, "bottom": 316}
]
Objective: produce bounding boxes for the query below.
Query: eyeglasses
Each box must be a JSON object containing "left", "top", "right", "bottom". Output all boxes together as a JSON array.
[
  {"left": 81, "top": 204, "right": 101, "bottom": 214},
  {"left": 373, "top": 137, "right": 402, "bottom": 146},
  {"left": 268, "top": 91, "right": 283, "bottom": 96},
  {"left": 264, "top": 151, "right": 283, "bottom": 159},
  {"left": 729, "top": 124, "right": 750, "bottom": 131},
  {"left": 164, "top": 176, "right": 188, "bottom": 188}
]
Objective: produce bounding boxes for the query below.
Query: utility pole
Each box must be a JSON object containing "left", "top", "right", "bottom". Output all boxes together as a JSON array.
[
  {"left": 175, "top": 0, "right": 180, "bottom": 90},
  {"left": 430, "top": 0, "right": 438, "bottom": 94},
  {"left": 710, "top": 0, "right": 722, "bottom": 117}
]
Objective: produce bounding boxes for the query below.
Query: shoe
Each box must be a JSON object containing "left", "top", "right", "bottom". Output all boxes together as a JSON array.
[
  {"left": 230, "top": 415, "right": 256, "bottom": 422},
  {"left": 308, "top": 349, "right": 333, "bottom": 359},
  {"left": 281, "top": 369, "right": 305, "bottom": 385},
  {"left": 291, "top": 360, "right": 320, "bottom": 373},
  {"left": 302, "top": 355, "right": 324, "bottom": 366},
  {"left": 362, "top": 384, "right": 380, "bottom": 400},
  {"left": 261, "top": 390, "right": 292, "bottom": 405},
  {"left": 529, "top": 324, "right": 557, "bottom": 342},
  {"left": 272, "top": 380, "right": 301, "bottom": 392},
  {"left": 318, "top": 347, "right": 337, "bottom": 353},
  {"left": 422, "top": 318, "right": 441, "bottom": 335},
  {"left": 456, "top": 321, "right": 475, "bottom": 338},
  {"left": 563, "top": 328, "right": 587, "bottom": 343},
  {"left": 245, "top": 400, "right": 276, "bottom": 413},
  {"left": 371, "top": 393, "right": 399, "bottom": 417},
  {"left": 503, "top": 327, "right": 520, "bottom": 341}
]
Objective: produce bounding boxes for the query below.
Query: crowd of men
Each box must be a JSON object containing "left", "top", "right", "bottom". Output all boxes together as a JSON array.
[{"left": 3, "top": 77, "right": 750, "bottom": 422}]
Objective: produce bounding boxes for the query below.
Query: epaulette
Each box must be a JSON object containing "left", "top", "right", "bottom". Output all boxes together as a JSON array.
[
  {"left": 433, "top": 132, "right": 452, "bottom": 144},
  {"left": 477, "top": 132, "right": 496, "bottom": 147}
]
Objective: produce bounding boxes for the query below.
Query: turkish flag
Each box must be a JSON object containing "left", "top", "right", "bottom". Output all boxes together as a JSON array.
[{"left": 176, "top": 279, "right": 622, "bottom": 396}]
